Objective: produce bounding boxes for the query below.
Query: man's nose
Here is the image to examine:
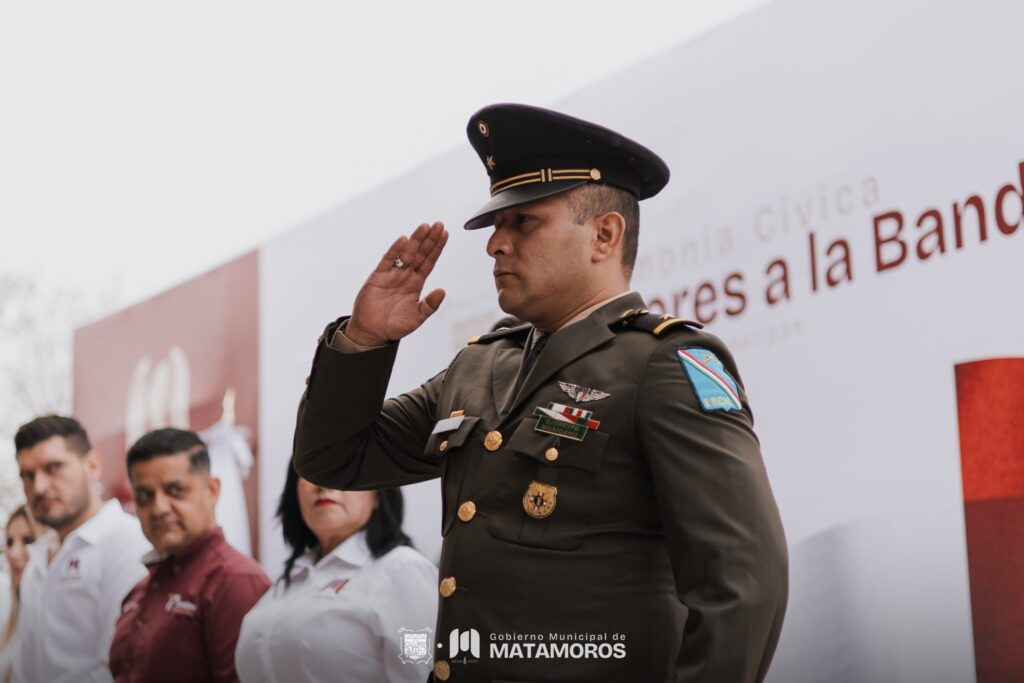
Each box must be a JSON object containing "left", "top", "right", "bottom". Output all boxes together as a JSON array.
[
  {"left": 150, "top": 492, "right": 171, "bottom": 515},
  {"left": 487, "top": 226, "right": 511, "bottom": 258},
  {"left": 32, "top": 473, "right": 50, "bottom": 496}
]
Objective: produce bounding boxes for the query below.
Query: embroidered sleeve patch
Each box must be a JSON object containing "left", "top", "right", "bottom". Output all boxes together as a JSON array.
[{"left": 676, "top": 347, "right": 742, "bottom": 412}]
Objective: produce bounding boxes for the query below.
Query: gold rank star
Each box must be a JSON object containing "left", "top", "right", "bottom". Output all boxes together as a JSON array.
[{"left": 486, "top": 155, "right": 496, "bottom": 170}]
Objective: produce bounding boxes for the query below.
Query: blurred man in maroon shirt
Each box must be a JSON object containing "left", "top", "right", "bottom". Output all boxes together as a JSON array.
[{"left": 109, "top": 428, "right": 270, "bottom": 683}]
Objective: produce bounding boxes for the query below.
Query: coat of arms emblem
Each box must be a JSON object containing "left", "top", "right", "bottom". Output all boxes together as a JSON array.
[{"left": 398, "top": 626, "right": 434, "bottom": 664}]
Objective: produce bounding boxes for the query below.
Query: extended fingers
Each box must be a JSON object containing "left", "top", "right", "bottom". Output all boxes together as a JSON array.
[
  {"left": 371, "top": 222, "right": 445, "bottom": 277},
  {"left": 396, "top": 223, "right": 432, "bottom": 269},
  {"left": 406, "top": 222, "right": 442, "bottom": 269},
  {"left": 417, "top": 225, "right": 449, "bottom": 277},
  {"left": 374, "top": 235, "right": 409, "bottom": 273}
]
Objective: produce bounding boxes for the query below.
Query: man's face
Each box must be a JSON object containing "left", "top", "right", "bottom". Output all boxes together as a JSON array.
[
  {"left": 487, "top": 194, "right": 593, "bottom": 326},
  {"left": 130, "top": 453, "right": 220, "bottom": 554},
  {"left": 16, "top": 436, "right": 98, "bottom": 531}
]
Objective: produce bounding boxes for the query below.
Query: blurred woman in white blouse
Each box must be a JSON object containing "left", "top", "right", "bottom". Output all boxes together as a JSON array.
[
  {"left": 236, "top": 464, "right": 438, "bottom": 683},
  {"left": 1, "top": 507, "right": 47, "bottom": 683}
]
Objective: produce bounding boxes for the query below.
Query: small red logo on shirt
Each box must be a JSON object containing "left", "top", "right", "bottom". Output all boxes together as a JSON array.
[{"left": 326, "top": 579, "right": 349, "bottom": 594}]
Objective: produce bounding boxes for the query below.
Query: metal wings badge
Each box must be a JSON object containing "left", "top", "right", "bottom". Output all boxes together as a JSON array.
[{"left": 558, "top": 381, "right": 610, "bottom": 403}]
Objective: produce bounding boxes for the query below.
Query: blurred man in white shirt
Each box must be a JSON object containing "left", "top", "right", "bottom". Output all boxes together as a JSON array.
[{"left": 12, "top": 415, "right": 150, "bottom": 683}]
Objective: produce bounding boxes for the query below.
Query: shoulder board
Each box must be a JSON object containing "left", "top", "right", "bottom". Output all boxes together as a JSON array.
[
  {"left": 621, "top": 311, "right": 703, "bottom": 336},
  {"left": 467, "top": 323, "right": 533, "bottom": 345}
]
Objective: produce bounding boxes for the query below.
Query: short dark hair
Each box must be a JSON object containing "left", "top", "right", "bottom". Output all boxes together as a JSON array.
[
  {"left": 126, "top": 428, "right": 210, "bottom": 476},
  {"left": 14, "top": 415, "right": 92, "bottom": 456},
  {"left": 564, "top": 183, "right": 641, "bottom": 277},
  {"left": 278, "top": 461, "right": 412, "bottom": 586}
]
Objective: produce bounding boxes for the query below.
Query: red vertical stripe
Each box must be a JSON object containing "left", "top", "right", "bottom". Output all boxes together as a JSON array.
[{"left": 956, "top": 358, "right": 1024, "bottom": 682}]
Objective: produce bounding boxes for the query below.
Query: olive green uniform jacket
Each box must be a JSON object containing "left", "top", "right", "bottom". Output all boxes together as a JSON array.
[{"left": 293, "top": 292, "right": 788, "bottom": 683}]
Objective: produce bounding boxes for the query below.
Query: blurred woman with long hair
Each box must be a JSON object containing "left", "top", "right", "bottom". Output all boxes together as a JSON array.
[{"left": 2, "top": 506, "right": 47, "bottom": 683}]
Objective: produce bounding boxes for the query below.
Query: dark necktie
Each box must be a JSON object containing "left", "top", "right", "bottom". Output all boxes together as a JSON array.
[{"left": 521, "top": 332, "right": 549, "bottom": 378}]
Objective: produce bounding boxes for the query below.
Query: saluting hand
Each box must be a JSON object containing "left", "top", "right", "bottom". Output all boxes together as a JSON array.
[{"left": 346, "top": 221, "right": 449, "bottom": 346}]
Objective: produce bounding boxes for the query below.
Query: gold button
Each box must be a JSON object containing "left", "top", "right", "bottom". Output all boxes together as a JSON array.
[
  {"left": 484, "top": 431, "right": 503, "bottom": 451},
  {"left": 439, "top": 440, "right": 448, "bottom": 453},
  {"left": 590, "top": 167, "right": 602, "bottom": 180},
  {"left": 434, "top": 660, "right": 451, "bottom": 680},
  {"left": 439, "top": 576, "right": 457, "bottom": 597},
  {"left": 458, "top": 501, "right": 476, "bottom": 522},
  {"left": 545, "top": 447, "right": 559, "bottom": 462}
]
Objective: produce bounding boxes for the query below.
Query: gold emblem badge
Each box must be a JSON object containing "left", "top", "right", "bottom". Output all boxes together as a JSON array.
[
  {"left": 522, "top": 481, "right": 557, "bottom": 519},
  {"left": 486, "top": 155, "right": 496, "bottom": 170}
]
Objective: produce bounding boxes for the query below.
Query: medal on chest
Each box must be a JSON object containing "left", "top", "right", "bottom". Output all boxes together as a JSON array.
[
  {"left": 532, "top": 402, "right": 601, "bottom": 442},
  {"left": 522, "top": 481, "right": 558, "bottom": 519}
]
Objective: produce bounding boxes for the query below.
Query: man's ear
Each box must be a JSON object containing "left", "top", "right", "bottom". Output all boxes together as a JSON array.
[
  {"left": 84, "top": 449, "right": 103, "bottom": 482},
  {"left": 207, "top": 475, "right": 221, "bottom": 506},
  {"left": 591, "top": 211, "right": 626, "bottom": 264}
]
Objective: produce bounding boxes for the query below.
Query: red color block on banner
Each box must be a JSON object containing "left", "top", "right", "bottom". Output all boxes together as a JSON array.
[
  {"left": 955, "top": 358, "right": 1024, "bottom": 683},
  {"left": 956, "top": 359, "right": 1024, "bottom": 502}
]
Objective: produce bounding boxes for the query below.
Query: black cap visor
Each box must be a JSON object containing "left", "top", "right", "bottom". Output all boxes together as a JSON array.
[{"left": 463, "top": 179, "right": 588, "bottom": 230}]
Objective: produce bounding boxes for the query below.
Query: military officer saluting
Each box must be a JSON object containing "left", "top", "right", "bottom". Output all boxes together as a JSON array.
[{"left": 294, "top": 104, "right": 788, "bottom": 682}]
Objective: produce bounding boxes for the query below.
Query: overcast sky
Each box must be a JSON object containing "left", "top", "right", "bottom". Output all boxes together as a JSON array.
[{"left": 1, "top": 0, "right": 772, "bottom": 312}]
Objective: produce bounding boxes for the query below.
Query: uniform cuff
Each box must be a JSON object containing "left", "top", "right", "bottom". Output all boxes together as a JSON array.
[{"left": 329, "top": 320, "right": 388, "bottom": 353}]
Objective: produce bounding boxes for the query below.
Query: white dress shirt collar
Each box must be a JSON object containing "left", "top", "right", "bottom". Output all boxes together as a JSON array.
[
  {"left": 27, "top": 498, "right": 125, "bottom": 565},
  {"left": 292, "top": 530, "right": 372, "bottom": 577}
]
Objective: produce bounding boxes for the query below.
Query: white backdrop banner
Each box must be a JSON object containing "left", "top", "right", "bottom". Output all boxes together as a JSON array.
[{"left": 258, "top": 0, "right": 1023, "bottom": 680}]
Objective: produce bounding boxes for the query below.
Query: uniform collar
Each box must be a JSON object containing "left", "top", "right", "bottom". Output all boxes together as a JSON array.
[
  {"left": 499, "top": 291, "right": 648, "bottom": 422},
  {"left": 555, "top": 290, "right": 634, "bottom": 331},
  {"left": 525, "top": 290, "right": 634, "bottom": 350}
]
